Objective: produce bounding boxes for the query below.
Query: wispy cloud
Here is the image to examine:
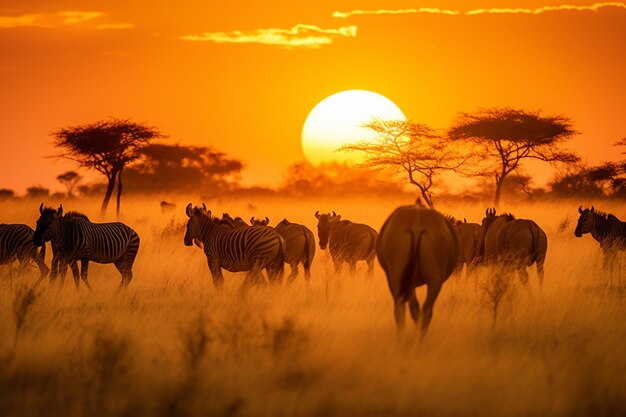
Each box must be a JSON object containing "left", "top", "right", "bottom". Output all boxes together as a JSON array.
[
  {"left": 334, "top": 2, "right": 626, "bottom": 18},
  {"left": 0, "top": 14, "right": 49, "bottom": 28},
  {"left": 180, "top": 24, "right": 357, "bottom": 48},
  {"left": 58, "top": 11, "right": 106, "bottom": 24},
  {"left": 333, "top": 8, "right": 459, "bottom": 18},
  {"left": 0, "top": 10, "right": 133, "bottom": 30}
]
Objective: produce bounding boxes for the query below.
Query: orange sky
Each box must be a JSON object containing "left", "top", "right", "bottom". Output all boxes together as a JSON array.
[{"left": 1, "top": 1, "right": 625, "bottom": 193}]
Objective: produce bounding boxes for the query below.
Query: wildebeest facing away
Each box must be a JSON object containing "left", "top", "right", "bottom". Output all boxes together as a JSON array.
[
  {"left": 220, "top": 213, "right": 248, "bottom": 228},
  {"left": 377, "top": 204, "right": 460, "bottom": 336},
  {"left": 0, "top": 223, "right": 49, "bottom": 281},
  {"left": 575, "top": 206, "right": 626, "bottom": 271},
  {"left": 250, "top": 217, "right": 316, "bottom": 284},
  {"left": 315, "top": 211, "right": 377, "bottom": 274},
  {"left": 478, "top": 208, "right": 547, "bottom": 286},
  {"left": 447, "top": 216, "right": 481, "bottom": 273},
  {"left": 184, "top": 204, "right": 284, "bottom": 289},
  {"left": 33, "top": 204, "right": 140, "bottom": 290}
]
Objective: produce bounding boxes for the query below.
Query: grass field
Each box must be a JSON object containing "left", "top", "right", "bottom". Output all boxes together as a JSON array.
[{"left": 1, "top": 196, "right": 624, "bottom": 417}]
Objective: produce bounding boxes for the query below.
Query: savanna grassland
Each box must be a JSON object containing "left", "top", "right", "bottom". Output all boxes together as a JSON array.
[{"left": 0, "top": 196, "right": 624, "bottom": 417}]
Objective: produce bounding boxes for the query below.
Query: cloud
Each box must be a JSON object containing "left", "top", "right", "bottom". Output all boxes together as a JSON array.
[
  {"left": 333, "top": 8, "right": 459, "bottom": 18},
  {"left": 180, "top": 24, "right": 357, "bottom": 48},
  {"left": 0, "top": 14, "right": 49, "bottom": 28},
  {"left": 57, "top": 11, "right": 106, "bottom": 24},
  {"left": 334, "top": 2, "right": 626, "bottom": 18}
]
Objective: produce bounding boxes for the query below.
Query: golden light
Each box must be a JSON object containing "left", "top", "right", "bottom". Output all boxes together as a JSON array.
[{"left": 301, "top": 90, "right": 406, "bottom": 165}]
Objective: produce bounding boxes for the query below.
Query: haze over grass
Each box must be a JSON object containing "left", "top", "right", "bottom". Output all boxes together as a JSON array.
[{"left": 0, "top": 196, "right": 624, "bottom": 417}]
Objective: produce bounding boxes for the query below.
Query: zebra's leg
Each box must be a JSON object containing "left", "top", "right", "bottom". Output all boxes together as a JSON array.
[
  {"left": 303, "top": 261, "right": 311, "bottom": 284},
  {"left": 207, "top": 260, "right": 224, "bottom": 290},
  {"left": 286, "top": 263, "right": 299, "bottom": 285},
  {"left": 366, "top": 257, "right": 375, "bottom": 278},
  {"left": 80, "top": 260, "right": 92, "bottom": 291},
  {"left": 421, "top": 283, "right": 442, "bottom": 339},
  {"left": 70, "top": 261, "right": 80, "bottom": 289},
  {"left": 113, "top": 260, "right": 133, "bottom": 290},
  {"left": 518, "top": 267, "right": 530, "bottom": 286},
  {"left": 348, "top": 261, "right": 357, "bottom": 275},
  {"left": 33, "top": 248, "right": 49, "bottom": 286}
]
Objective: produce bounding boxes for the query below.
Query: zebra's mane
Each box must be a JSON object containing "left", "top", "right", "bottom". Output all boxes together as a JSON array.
[
  {"left": 64, "top": 211, "right": 89, "bottom": 220},
  {"left": 592, "top": 210, "right": 622, "bottom": 222}
]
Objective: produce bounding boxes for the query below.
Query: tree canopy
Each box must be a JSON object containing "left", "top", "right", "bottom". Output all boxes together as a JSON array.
[
  {"left": 52, "top": 118, "right": 164, "bottom": 215},
  {"left": 448, "top": 108, "right": 579, "bottom": 207}
]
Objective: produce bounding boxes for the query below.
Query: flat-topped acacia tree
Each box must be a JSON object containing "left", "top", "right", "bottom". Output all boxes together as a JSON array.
[
  {"left": 448, "top": 108, "right": 579, "bottom": 207},
  {"left": 52, "top": 118, "right": 164, "bottom": 216}
]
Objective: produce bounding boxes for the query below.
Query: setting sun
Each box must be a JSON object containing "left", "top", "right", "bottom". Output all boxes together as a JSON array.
[{"left": 301, "top": 90, "right": 406, "bottom": 165}]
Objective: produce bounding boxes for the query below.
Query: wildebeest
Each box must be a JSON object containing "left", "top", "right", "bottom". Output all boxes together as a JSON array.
[
  {"left": 250, "top": 216, "right": 269, "bottom": 226},
  {"left": 184, "top": 204, "right": 284, "bottom": 289},
  {"left": 447, "top": 216, "right": 481, "bottom": 273},
  {"left": 33, "top": 204, "right": 140, "bottom": 289},
  {"left": 315, "top": 211, "right": 377, "bottom": 274},
  {"left": 478, "top": 208, "right": 547, "bottom": 285},
  {"left": 575, "top": 206, "right": 626, "bottom": 271},
  {"left": 249, "top": 217, "right": 316, "bottom": 283},
  {"left": 220, "top": 213, "right": 248, "bottom": 229},
  {"left": 0, "top": 223, "right": 49, "bottom": 281},
  {"left": 377, "top": 204, "right": 460, "bottom": 336}
]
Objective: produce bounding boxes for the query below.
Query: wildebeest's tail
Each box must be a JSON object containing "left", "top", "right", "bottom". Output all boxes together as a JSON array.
[{"left": 400, "top": 229, "right": 423, "bottom": 302}]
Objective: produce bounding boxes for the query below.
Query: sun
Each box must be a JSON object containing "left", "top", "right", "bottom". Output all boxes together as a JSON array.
[{"left": 301, "top": 90, "right": 406, "bottom": 165}]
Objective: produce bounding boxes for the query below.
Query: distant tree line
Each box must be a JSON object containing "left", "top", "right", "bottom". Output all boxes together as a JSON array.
[{"left": 3, "top": 112, "right": 623, "bottom": 209}]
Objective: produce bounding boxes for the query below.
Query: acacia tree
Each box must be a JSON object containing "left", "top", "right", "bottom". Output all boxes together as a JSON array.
[
  {"left": 339, "top": 119, "right": 470, "bottom": 206},
  {"left": 56, "top": 171, "right": 82, "bottom": 197},
  {"left": 52, "top": 118, "right": 164, "bottom": 216},
  {"left": 448, "top": 108, "right": 579, "bottom": 207}
]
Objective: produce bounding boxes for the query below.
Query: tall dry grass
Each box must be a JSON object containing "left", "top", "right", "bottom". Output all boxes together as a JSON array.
[{"left": 0, "top": 196, "right": 624, "bottom": 417}]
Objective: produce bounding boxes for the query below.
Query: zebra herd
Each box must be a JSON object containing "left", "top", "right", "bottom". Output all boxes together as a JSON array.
[{"left": 0, "top": 201, "right": 624, "bottom": 334}]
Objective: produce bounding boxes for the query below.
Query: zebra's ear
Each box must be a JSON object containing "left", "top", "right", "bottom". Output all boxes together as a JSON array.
[
  {"left": 578, "top": 205, "right": 583, "bottom": 214},
  {"left": 264, "top": 217, "right": 269, "bottom": 225},
  {"left": 207, "top": 210, "right": 212, "bottom": 219},
  {"left": 250, "top": 216, "right": 255, "bottom": 224},
  {"left": 39, "top": 202, "right": 44, "bottom": 214},
  {"left": 202, "top": 203, "right": 207, "bottom": 211},
  {"left": 591, "top": 206, "right": 595, "bottom": 213},
  {"left": 336, "top": 215, "right": 341, "bottom": 221},
  {"left": 186, "top": 203, "right": 193, "bottom": 218},
  {"left": 315, "top": 211, "right": 321, "bottom": 219},
  {"left": 57, "top": 204, "right": 63, "bottom": 216}
]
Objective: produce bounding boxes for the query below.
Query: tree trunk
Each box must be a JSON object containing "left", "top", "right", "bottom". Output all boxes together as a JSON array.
[
  {"left": 116, "top": 170, "right": 123, "bottom": 219},
  {"left": 100, "top": 173, "right": 117, "bottom": 215},
  {"left": 421, "top": 190, "right": 433, "bottom": 207}
]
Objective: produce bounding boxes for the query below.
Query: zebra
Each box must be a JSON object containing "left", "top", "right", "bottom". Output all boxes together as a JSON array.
[
  {"left": 377, "top": 203, "right": 460, "bottom": 337},
  {"left": 184, "top": 204, "right": 284, "bottom": 289},
  {"left": 575, "top": 206, "right": 626, "bottom": 271},
  {"left": 33, "top": 204, "right": 140, "bottom": 290},
  {"left": 315, "top": 211, "right": 377, "bottom": 275},
  {"left": 0, "top": 223, "right": 49, "bottom": 281}
]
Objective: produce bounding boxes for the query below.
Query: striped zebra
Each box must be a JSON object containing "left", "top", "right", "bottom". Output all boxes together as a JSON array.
[
  {"left": 575, "top": 206, "right": 626, "bottom": 271},
  {"left": 33, "top": 204, "right": 140, "bottom": 290},
  {"left": 315, "top": 211, "right": 377, "bottom": 275},
  {"left": 184, "top": 204, "right": 284, "bottom": 289},
  {"left": 0, "top": 223, "right": 49, "bottom": 281}
]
